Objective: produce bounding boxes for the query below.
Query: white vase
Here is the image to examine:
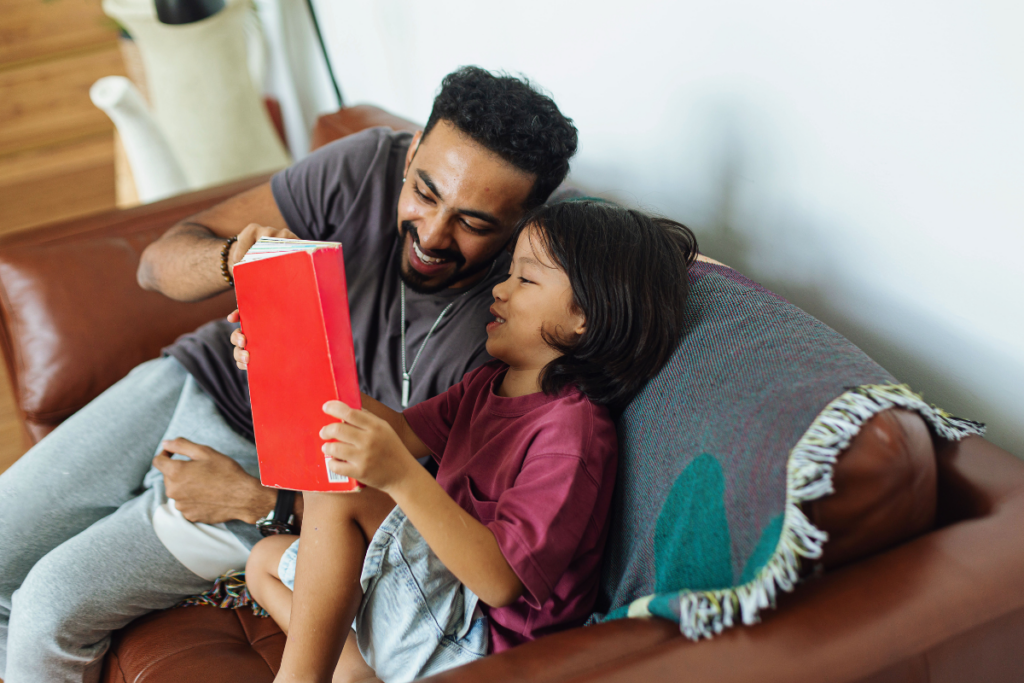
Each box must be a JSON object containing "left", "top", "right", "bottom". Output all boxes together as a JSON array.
[
  {"left": 90, "top": 76, "right": 190, "bottom": 203},
  {"left": 102, "top": 0, "right": 291, "bottom": 191}
]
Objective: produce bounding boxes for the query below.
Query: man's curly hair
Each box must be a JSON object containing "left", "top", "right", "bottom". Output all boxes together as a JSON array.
[{"left": 424, "top": 66, "right": 578, "bottom": 209}]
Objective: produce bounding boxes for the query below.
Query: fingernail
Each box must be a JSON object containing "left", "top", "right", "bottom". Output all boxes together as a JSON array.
[{"left": 321, "top": 443, "right": 328, "bottom": 453}]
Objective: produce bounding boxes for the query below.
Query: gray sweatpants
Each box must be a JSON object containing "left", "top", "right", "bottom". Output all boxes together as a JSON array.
[{"left": 0, "top": 357, "right": 260, "bottom": 683}]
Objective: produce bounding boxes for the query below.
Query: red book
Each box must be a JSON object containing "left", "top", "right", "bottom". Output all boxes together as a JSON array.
[{"left": 233, "top": 237, "right": 362, "bottom": 492}]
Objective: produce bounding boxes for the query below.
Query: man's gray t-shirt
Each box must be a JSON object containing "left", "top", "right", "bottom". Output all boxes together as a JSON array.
[{"left": 165, "top": 127, "right": 510, "bottom": 440}]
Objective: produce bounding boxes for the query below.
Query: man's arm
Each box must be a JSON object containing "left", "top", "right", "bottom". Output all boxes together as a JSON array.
[{"left": 137, "top": 183, "right": 296, "bottom": 302}]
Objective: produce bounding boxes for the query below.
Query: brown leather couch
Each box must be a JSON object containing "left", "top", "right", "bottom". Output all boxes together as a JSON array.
[{"left": 1, "top": 106, "right": 1022, "bottom": 683}]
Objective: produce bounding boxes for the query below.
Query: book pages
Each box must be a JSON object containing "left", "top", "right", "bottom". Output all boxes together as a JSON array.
[{"left": 237, "top": 236, "right": 341, "bottom": 265}]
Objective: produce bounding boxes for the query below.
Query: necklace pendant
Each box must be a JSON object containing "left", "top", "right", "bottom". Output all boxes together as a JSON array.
[{"left": 401, "top": 373, "right": 411, "bottom": 409}]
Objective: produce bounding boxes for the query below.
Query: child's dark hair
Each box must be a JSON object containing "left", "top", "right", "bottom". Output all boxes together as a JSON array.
[{"left": 511, "top": 200, "right": 698, "bottom": 413}]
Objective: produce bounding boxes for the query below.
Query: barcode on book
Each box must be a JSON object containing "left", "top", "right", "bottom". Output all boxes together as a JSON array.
[{"left": 325, "top": 457, "right": 349, "bottom": 484}]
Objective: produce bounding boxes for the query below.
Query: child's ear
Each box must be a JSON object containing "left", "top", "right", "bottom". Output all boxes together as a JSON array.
[{"left": 573, "top": 316, "right": 586, "bottom": 337}]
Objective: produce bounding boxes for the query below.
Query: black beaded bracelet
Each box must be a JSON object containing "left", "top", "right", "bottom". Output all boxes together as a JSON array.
[{"left": 220, "top": 236, "right": 238, "bottom": 287}]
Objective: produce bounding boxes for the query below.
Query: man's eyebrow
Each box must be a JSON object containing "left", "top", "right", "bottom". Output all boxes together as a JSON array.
[
  {"left": 416, "top": 169, "right": 500, "bottom": 226},
  {"left": 417, "top": 169, "right": 443, "bottom": 200}
]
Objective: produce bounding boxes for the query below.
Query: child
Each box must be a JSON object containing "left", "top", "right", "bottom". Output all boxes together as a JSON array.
[{"left": 245, "top": 200, "right": 698, "bottom": 683}]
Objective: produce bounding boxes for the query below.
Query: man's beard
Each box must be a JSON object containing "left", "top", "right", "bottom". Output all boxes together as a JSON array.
[{"left": 397, "top": 221, "right": 494, "bottom": 294}]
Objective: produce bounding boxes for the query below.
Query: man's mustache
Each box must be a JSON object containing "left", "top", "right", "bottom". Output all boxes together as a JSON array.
[{"left": 401, "top": 222, "right": 464, "bottom": 264}]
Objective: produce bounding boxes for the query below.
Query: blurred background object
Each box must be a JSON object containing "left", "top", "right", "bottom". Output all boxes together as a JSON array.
[
  {"left": 153, "top": 0, "right": 225, "bottom": 24},
  {"left": 89, "top": 75, "right": 189, "bottom": 203},
  {"left": 99, "top": 0, "right": 290, "bottom": 199},
  {"left": 0, "top": 0, "right": 126, "bottom": 236}
]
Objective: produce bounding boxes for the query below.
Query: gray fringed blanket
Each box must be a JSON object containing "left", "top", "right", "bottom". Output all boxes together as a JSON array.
[{"left": 596, "top": 260, "right": 983, "bottom": 639}]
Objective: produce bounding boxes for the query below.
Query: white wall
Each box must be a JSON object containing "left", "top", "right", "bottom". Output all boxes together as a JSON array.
[{"left": 316, "top": 0, "right": 1024, "bottom": 453}]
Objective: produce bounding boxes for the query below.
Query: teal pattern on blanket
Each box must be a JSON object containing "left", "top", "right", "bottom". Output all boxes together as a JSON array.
[
  {"left": 654, "top": 453, "right": 733, "bottom": 592},
  {"left": 592, "top": 261, "right": 985, "bottom": 640}
]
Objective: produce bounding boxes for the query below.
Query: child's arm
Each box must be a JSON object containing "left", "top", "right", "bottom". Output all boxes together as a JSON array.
[
  {"left": 322, "top": 401, "right": 525, "bottom": 608},
  {"left": 391, "top": 464, "right": 526, "bottom": 607}
]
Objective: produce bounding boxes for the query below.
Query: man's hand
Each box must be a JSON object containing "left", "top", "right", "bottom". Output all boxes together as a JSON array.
[
  {"left": 320, "top": 401, "right": 419, "bottom": 492},
  {"left": 228, "top": 310, "right": 249, "bottom": 370},
  {"left": 153, "top": 438, "right": 277, "bottom": 525},
  {"left": 229, "top": 223, "right": 299, "bottom": 272}
]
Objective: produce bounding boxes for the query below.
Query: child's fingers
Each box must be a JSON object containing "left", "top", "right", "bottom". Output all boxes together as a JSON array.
[
  {"left": 322, "top": 440, "right": 344, "bottom": 459},
  {"left": 320, "top": 420, "right": 359, "bottom": 443},
  {"left": 322, "top": 401, "right": 373, "bottom": 427},
  {"left": 322, "top": 400, "right": 355, "bottom": 421},
  {"left": 323, "top": 440, "right": 360, "bottom": 462},
  {"left": 325, "top": 456, "right": 356, "bottom": 479}
]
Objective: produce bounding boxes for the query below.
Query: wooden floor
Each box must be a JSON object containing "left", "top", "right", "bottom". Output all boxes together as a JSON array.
[
  {"left": 0, "top": 0, "right": 126, "bottom": 476},
  {"left": 0, "top": 356, "right": 29, "bottom": 475}
]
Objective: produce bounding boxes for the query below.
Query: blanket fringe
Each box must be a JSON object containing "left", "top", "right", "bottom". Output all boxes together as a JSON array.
[
  {"left": 625, "top": 383, "right": 984, "bottom": 641},
  {"left": 177, "top": 569, "right": 269, "bottom": 618}
]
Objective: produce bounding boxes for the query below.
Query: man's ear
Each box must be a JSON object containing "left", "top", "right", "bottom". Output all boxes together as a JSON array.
[{"left": 403, "top": 130, "right": 424, "bottom": 179}]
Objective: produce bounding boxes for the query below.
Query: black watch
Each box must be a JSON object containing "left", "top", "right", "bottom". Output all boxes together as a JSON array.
[{"left": 256, "top": 490, "right": 299, "bottom": 536}]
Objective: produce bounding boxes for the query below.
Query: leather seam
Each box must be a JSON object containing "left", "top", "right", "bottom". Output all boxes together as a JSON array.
[
  {"left": 114, "top": 650, "right": 128, "bottom": 683},
  {"left": 237, "top": 610, "right": 279, "bottom": 675}
]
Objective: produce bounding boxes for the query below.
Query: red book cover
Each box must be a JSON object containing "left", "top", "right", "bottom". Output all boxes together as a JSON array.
[{"left": 233, "top": 238, "right": 362, "bottom": 492}]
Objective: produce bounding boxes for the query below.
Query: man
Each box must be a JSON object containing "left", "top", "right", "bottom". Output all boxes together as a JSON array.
[{"left": 0, "top": 66, "right": 577, "bottom": 683}]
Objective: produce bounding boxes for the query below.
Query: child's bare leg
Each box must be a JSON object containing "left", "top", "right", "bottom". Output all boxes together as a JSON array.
[
  {"left": 276, "top": 488, "right": 395, "bottom": 683},
  {"left": 333, "top": 630, "right": 381, "bottom": 683},
  {"left": 246, "top": 534, "right": 300, "bottom": 632},
  {"left": 247, "top": 535, "right": 378, "bottom": 681}
]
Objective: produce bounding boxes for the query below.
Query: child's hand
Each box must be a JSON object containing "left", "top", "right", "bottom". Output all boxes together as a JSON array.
[{"left": 320, "top": 401, "right": 417, "bottom": 492}]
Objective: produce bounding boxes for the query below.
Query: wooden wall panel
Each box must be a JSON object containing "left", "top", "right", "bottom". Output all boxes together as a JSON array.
[
  {"left": 0, "top": 45, "right": 125, "bottom": 157},
  {"left": 0, "top": 135, "right": 116, "bottom": 236},
  {"left": 0, "top": 0, "right": 119, "bottom": 66}
]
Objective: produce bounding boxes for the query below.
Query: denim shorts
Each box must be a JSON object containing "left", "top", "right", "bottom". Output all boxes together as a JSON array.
[{"left": 278, "top": 506, "right": 489, "bottom": 683}]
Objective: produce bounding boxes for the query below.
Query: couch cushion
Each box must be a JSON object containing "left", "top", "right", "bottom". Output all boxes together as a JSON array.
[
  {"left": 597, "top": 261, "right": 983, "bottom": 639},
  {"left": 100, "top": 605, "right": 283, "bottom": 683}
]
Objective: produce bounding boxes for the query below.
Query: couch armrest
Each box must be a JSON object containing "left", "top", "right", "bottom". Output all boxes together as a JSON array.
[
  {"left": 0, "top": 173, "right": 270, "bottom": 441},
  {"left": 311, "top": 105, "right": 420, "bottom": 151},
  {"left": 422, "top": 437, "right": 1024, "bottom": 683}
]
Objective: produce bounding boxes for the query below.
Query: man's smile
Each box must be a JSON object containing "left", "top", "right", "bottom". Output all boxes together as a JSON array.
[{"left": 412, "top": 240, "right": 449, "bottom": 266}]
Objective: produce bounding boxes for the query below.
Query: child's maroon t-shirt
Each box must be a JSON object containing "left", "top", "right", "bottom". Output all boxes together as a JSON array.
[{"left": 403, "top": 361, "right": 618, "bottom": 653}]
